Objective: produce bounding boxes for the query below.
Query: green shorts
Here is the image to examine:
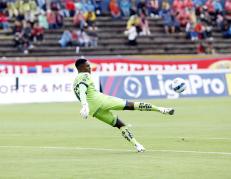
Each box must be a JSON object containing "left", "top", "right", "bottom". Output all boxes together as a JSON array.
[{"left": 93, "top": 96, "right": 126, "bottom": 126}]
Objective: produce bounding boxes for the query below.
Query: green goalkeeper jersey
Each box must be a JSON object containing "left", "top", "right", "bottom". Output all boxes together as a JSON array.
[
  {"left": 73, "top": 72, "right": 126, "bottom": 117},
  {"left": 73, "top": 73, "right": 106, "bottom": 115}
]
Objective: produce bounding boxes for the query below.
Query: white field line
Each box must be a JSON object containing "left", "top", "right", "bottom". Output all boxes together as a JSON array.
[
  {"left": 0, "top": 145, "right": 231, "bottom": 156},
  {"left": 1, "top": 134, "right": 231, "bottom": 141},
  {"left": 163, "top": 137, "right": 231, "bottom": 141}
]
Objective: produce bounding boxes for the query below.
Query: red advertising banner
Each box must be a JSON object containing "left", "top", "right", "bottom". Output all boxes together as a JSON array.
[{"left": 1, "top": 57, "right": 231, "bottom": 74}]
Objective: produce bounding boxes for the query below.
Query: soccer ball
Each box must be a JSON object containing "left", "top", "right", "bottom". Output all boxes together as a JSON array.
[{"left": 171, "top": 78, "right": 186, "bottom": 93}]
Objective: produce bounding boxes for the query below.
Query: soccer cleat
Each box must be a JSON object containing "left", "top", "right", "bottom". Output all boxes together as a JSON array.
[
  {"left": 159, "top": 107, "right": 175, "bottom": 115},
  {"left": 135, "top": 143, "right": 145, "bottom": 152}
]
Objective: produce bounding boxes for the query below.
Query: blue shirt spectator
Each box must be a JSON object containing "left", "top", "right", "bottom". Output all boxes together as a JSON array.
[
  {"left": 162, "top": 10, "right": 172, "bottom": 25},
  {"left": 213, "top": 0, "right": 223, "bottom": 12},
  {"left": 193, "top": 0, "right": 204, "bottom": 7},
  {"left": 120, "top": 0, "right": 131, "bottom": 17},
  {"left": 83, "top": 0, "right": 95, "bottom": 12},
  {"left": 59, "top": 30, "right": 72, "bottom": 47},
  {"left": 223, "top": 25, "right": 231, "bottom": 38}
]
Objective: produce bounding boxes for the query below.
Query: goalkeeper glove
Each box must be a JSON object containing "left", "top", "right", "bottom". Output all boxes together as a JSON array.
[{"left": 80, "top": 103, "right": 89, "bottom": 119}]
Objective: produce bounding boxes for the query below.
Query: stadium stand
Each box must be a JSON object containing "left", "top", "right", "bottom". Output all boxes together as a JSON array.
[{"left": 0, "top": 0, "right": 230, "bottom": 57}]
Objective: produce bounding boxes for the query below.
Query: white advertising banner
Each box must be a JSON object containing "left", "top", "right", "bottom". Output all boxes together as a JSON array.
[{"left": 0, "top": 73, "right": 99, "bottom": 104}]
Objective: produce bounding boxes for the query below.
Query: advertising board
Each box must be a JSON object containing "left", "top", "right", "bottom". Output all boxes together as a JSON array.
[
  {"left": 0, "top": 74, "right": 99, "bottom": 104},
  {"left": 1, "top": 56, "right": 231, "bottom": 75},
  {"left": 100, "top": 71, "right": 230, "bottom": 99}
]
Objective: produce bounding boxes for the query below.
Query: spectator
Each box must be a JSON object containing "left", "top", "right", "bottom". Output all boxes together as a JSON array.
[
  {"left": 184, "top": 0, "right": 194, "bottom": 9},
  {"left": 0, "top": 1, "right": 7, "bottom": 12},
  {"left": 204, "top": 21, "right": 213, "bottom": 40},
  {"left": 216, "top": 12, "right": 224, "bottom": 30},
  {"left": 140, "top": 13, "right": 151, "bottom": 35},
  {"left": 205, "top": 0, "right": 215, "bottom": 14},
  {"left": 197, "top": 41, "right": 215, "bottom": 54},
  {"left": 124, "top": 23, "right": 138, "bottom": 45},
  {"left": 77, "top": 27, "right": 92, "bottom": 47},
  {"left": 120, "top": 0, "right": 131, "bottom": 17},
  {"left": 7, "top": 2, "right": 18, "bottom": 18},
  {"left": 200, "top": 6, "right": 212, "bottom": 24},
  {"left": 193, "top": 0, "right": 203, "bottom": 9},
  {"left": 38, "top": 10, "right": 49, "bottom": 29},
  {"left": 47, "top": 9, "right": 57, "bottom": 29},
  {"left": 188, "top": 7, "right": 197, "bottom": 24},
  {"left": 74, "top": 0, "right": 84, "bottom": 12},
  {"left": 109, "top": 0, "right": 121, "bottom": 19},
  {"left": 14, "top": 20, "right": 31, "bottom": 54},
  {"left": 66, "top": 0, "right": 76, "bottom": 17},
  {"left": 172, "top": 0, "right": 185, "bottom": 13},
  {"left": 223, "top": 24, "right": 231, "bottom": 38},
  {"left": 36, "top": 0, "right": 46, "bottom": 11},
  {"left": 91, "top": 34, "right": 98, "bottom": 47},
  {"left": 59, "top": 29, "right": 72, "bottom": 47},
  {"left": 176, "top": 8, "right": 190, "bottom": 27},
  {"left": 161, "top": 0, "right": 170, "bottom": 13},
  {"left": 206, "top": 41, "right": 215, "bottom": 54},
  {"left": 30, "top": 0, "right": 38, "bottom": 13},
  {"left": 16, "top": 11, "right": 25, "bottom": 22},
  {"left": 196, "top": 42, "right": 206, "bottom": 54},
  {"left": 126, "top": 14, "right": 141, "bottom": 33},
  {"left": 137, "top": 0, "right": 147, "bottom": 16},
  {"left": 194, "top": 19, "right": 205, "bottom": 39},
  {"left": 185, "top": 21, "right": 198, "bottom": 40},
  {"left": 55, "top": 0, "right": 69, "bottom": 17},
  {"left": 22, "top": 20, "right": 33, "bottom": 45},
  {"left": 93, "top": 0, "right": 103, "bottom": 15},
  {"left": 24, "top": 0, "right": 37, "bottom": 23},
  {"left": 213, "top": 0, "right": 223, "bottom": 14},
  {"left": 14, "top": 32, "right": 24, "bottom": 52},
  {"left": 225, "top": 0, "right": 231, "bottom": 21},
  {"left": 147, "top": 0, "right": 160, "bottom": 18},
  {"left": 31, "top": 22, "right": 44, "bottom": 42},
  {"left": 87, "top": 27, "right": 98, "bottom": 47},
  {"left": 73, "top": 10, "right": 86, "bottom": 29},
  {"left": 12, "top": 20, "right": 23, "bottom": 34},
  {"left": 162, "top": 9, "right": 179, "bottom": 34},
  {"left": 0, "top": 10, "right": 9, "bottom": 31},
  {"left": 83, "top": 0, "right": 95, "bottom": 13},
  {"left": 222, "top": 19, "right": 230, "bottom": 32},
  {"left": 55, "top": 10, "right": 64, "bottom": 28},
  {"left": 71, "top": 29, "right": 79, "bottom": 46},
  {"left": 50, "top": 0, "right": 60, "bottom": 11},
  {"left": 85, "top": 11, "right": 96, "bottom": 30},
  {"left": 225, "top": 0, "right": 231, "bottom": 13}
]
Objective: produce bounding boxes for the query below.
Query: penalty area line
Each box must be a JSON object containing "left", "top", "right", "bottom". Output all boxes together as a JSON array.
[{"left": 0, "top": 145, "right": 231, "bottom": 156}]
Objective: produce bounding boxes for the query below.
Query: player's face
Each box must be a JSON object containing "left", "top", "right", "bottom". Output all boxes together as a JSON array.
[{"left": 83, "top": 62, "right": 91, "bottom": 73}]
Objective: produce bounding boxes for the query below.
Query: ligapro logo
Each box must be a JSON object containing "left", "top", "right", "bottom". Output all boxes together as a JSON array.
[
  {"left": 123, "top": 74, "right": 226, "bottom": 98},
  {"left": 124, "top": 77, "right": 142, "bottom": 98},
  {"left": 183, "top": 75, "right": 225, "bottom": 95}
]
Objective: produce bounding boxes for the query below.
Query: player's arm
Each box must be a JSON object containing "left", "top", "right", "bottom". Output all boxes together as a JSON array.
[{"left": 79, "top": 83, "right": 89, "bottom": 119}]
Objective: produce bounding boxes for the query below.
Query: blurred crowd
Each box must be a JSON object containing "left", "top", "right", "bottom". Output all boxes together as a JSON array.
[
  {"left": 122, "top": 0, "right": 231, "bottom": 50},
  {"left": 0, "top": 0, "right": 99, "bottom": 54},
  {"left": 0, "top": 0, "right": 230, "bottom": 54}
]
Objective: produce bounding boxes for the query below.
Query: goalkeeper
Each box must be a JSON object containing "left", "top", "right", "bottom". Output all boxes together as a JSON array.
[{"left": 73, "top": 58, "right": 175, "bottom": 152}]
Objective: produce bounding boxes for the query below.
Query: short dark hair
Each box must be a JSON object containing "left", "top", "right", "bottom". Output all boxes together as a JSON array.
[{"left": 75, "top": 58, "right": 87, "bottom": 69}]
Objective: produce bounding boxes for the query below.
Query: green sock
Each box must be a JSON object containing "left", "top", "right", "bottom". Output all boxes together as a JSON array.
[
  {"left": 120, "top": 126, "right": 138, "bottom": 146},
  {"left": 134, "top": 102, "right": 160, "bottom": 112}
]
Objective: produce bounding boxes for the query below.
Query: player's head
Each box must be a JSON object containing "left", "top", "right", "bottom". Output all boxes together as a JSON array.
[{"left": 75, "top": 58, "right": 91, "bottom": 73}]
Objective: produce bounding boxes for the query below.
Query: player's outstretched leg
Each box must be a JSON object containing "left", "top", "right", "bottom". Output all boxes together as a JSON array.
[
  {"left": 114, "top": 118, "right": 145, "bottom": 152},
  {"left": 124, "top": 101, "right": 175, "bottom": 115}
]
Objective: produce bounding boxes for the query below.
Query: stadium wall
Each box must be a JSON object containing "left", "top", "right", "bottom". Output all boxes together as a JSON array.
[{"left": 1, "top": 57, "right": 231, "bottom": 104}]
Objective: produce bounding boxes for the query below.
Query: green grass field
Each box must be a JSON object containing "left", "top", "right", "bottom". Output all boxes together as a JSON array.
[{"left": 0, "top": 97, "right": 231, "bottom": 179}]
